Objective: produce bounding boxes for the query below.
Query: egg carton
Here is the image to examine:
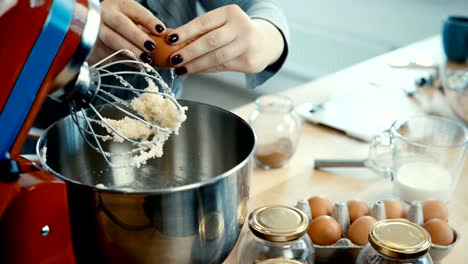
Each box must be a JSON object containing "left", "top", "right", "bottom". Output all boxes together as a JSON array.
[{"left": 295, "top": 199, "right": 459, "bottom": 264}]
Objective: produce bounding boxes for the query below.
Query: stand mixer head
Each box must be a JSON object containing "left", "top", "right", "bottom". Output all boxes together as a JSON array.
[{"left": 0, "top": 0, "right": 100, "bottom": 164}]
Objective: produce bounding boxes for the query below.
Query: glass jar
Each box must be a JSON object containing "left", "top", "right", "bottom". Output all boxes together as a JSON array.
[
  {"left": 249, "top": 95, "right": 301, "bottom": 169},
  {"left": 356, "top": 219, "right": 433, "bottom": 264},
  {"left": 237, "top": 205, "right": 315, "bottom": 264}
]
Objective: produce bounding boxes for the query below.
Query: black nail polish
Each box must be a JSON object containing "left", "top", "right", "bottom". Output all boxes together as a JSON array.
[
  {"left": 155, "top": 24, "right": 165, "bottom": 33},
  {"left": 167, "top": 34, "right": 179, "bottom": 44},
  {"left": 144, "top": 41, "right": 156, "bottom": 52},
  {"left": 170, "top": 54, "right": 183, "bottom": 66},
  {"left": 140, "top": 52, "right": 153, "bottom": 64},
  {"left": 175, "top": 67, "right": 187, "bottom": 75}
]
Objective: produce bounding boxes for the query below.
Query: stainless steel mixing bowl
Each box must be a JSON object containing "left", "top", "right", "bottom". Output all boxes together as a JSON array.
[{"left": 37, "top": 100, "right": 255, "bottom": 264}]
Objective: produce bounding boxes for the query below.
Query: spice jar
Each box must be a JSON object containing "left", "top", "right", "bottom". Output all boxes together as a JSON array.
[
  {"left": 355, "top": 219, "right": 433, "bottom": 264},
  {"left": 237, "top": 205, "right": 315, "bottom": 264},
  {"left": 249, "top": 95, "right": 301, "bottom": 169}
]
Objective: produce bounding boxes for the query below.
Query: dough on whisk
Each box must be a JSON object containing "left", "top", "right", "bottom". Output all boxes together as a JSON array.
[
  {"left": 98, "top": 79, "right": 187, "bottom": 168},
  {"left": 102, "top": 116, "right": 155, "bottom": 142},
  {"left": 130, "top": 81, "right": 187, "bottom": 135}
]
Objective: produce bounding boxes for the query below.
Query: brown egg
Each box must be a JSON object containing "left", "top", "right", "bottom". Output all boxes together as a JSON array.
[
  {"left": 347, "top": 200, "right": 370, "bottom": 223},
  {"left": 423, "top": 219, "right": 454, "bottom": 246},
  {"left": 307, "top": 215, "right": 342, "bottom": 246},
  {"left": 347, "top": 216, "right": 377, "bottom": 246},
  {"left": 384, "top": 199, "right": 405, "bottom": 219},
  {"left": 423, "top": 200, "right": 448, "bottom": 222},
  {"left": 308, "top": 196, "right": 334, "bottom": 219},
  {"left": 149, "top": 30, "right": 188, "bottom": 68}
]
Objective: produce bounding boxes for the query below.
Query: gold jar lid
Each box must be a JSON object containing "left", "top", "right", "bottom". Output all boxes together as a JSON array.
[
  {"left": 248, "top": 205, "right": 309, "bottom": 243},
  {"left": 257, "top": 259, "right": 304, "bottom": 264},
  {"left": 369, "top": 219, "right": 431, "bottom": 259}
]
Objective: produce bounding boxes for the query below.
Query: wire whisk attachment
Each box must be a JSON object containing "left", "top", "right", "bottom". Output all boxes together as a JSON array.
[{"left": 66, "top": 49, "right": 187, "bottom": 168}]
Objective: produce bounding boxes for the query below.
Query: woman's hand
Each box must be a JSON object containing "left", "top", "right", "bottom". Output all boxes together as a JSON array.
[
  {"left": 166, "top": 4, "right": 285, "bottom": 75},
  {"left": 87, "top": 0, "right": 166, "bottom": 65}
]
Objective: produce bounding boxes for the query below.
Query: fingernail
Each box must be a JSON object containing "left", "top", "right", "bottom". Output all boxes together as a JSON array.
[
  {"left": 140, "top": 52, "right": 153, "bottom": 64},
  {"left": 167, "top": 34, "right": 179, "bottom": 44},
  {"left": 155, "top": 24, "right": 165, "bottom": 33},
  {"left": 175, "top": 66, "right": 187, "bottom": 75},
  {"left": 144, "top": 41, "right": 156, "bottom": 52},
  {"left": 170, "top": 54, "right": 183, "bottom": 66}
]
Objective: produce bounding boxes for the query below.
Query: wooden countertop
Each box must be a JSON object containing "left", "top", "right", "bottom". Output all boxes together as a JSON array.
[{"left": 224, "top": 36, "right": 467, "bottom": 263}]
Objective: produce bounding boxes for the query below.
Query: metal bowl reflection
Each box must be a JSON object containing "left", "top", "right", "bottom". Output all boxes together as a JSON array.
[{"left": 37, "top": 100, "right": 255, "bottom": 263}]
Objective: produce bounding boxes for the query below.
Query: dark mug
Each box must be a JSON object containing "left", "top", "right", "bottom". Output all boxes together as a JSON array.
[{"left": 442, "top": 15, "right": 468, "bottom": 62}]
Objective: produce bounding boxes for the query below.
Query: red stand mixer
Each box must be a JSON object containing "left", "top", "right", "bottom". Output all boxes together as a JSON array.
[{"left": 0, "top": 0, "right": 100, "bottom": 262}]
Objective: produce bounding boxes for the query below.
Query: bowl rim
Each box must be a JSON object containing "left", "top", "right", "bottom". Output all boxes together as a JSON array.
[{"left": 37, "top": 99, "right": 257, "bottom": 194}]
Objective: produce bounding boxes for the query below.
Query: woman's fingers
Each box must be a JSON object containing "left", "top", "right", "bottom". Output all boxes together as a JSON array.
[
  {"left": 169, "top": 25, "right": 238, "bottom": 67},
  {"left": 87, "top": 39, "right": 130, "bottom": 65},
  {"left": 120, "top": 0, "right": 166, "bottom": 35},
  {"left": 198, "top": 60, "right": 238, "bottom": 73},
  {"left": 98, "top": 23, "right": 153, "bottom": 64},
  {"left": 88, "top": 0, "right": 171, "bottom": 63},
  {"left": 178, "top": 38, "right": 246, "bottom": 73},
  {"left": 101, "top": 11, "right": 156, "bottom": 54},
  {"left": 199, "top": 54, "right": 256, "bottom": 74},
  {"left": 166, "top": 5, "right": 244, "bottom": 44},
  {"left": 100, "top": 0, "right": 167, "bottom": 58},
  {"left": 167, "top": 4, "right": 274, "bottom": 75},
  {"left": 87, "top": 39, "right": 114, "bottom": 65}
]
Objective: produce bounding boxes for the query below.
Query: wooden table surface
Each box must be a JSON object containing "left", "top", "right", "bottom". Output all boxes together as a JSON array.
[{"left": 224, "top": 35, "right": 467, "bottom": 263}]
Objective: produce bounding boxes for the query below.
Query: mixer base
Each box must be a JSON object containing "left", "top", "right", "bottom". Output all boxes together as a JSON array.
[{"left": 0, "top": 169, "right": 76, "bottom": 264}]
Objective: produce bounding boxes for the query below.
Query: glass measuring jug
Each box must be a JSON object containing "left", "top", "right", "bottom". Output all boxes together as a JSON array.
[{"left": 315, "top": 115, "right": 467, "bottom": 203}]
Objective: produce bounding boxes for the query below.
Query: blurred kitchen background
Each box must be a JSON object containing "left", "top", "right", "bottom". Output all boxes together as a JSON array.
[{"left": 181, "top": 0, "right": 468, "bottom": 109}]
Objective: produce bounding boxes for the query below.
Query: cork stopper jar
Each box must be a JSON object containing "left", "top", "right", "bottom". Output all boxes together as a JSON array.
[{"left": 249, "top": 95, "right": 301, "bottom": 169}]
